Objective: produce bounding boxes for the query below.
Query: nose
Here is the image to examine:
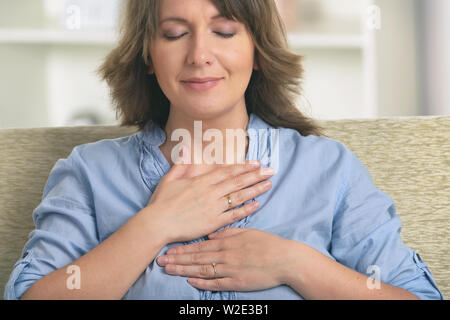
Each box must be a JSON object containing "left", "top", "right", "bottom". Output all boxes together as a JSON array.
[{"left": 186, "top": 31, "right": 214, "bottom": 66}]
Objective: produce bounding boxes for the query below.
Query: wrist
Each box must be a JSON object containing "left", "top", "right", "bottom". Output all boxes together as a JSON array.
[
  {"left": 280, "top": 239, "right": 307, "bottom": 288},
  {"left": 139, "top": 203, "right": 172, "bottom": 246}
]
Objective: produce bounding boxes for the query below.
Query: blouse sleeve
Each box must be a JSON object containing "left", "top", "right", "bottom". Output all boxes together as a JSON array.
[
  {"left": 330, "top": 150, "right": 444, "bottom": 300},
  {"left": 3, "top": 146, "right": 100, "bottom": 300}
]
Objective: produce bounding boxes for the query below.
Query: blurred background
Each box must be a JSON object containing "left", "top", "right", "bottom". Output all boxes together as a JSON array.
[{"left": 0, "top": 0, "right": 449, "bottom": 129}]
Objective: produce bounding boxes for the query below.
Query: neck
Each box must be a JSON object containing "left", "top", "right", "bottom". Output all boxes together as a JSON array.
[{"left": 160, "top": 106, "right": 250, "bottom": 166}]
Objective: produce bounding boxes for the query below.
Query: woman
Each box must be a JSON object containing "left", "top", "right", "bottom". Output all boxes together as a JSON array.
[{"left": 5, "top": 0, "right": 443, "bottom": 300}]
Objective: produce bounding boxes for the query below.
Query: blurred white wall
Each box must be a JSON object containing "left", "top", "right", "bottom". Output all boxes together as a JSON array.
[
  {"left": 46, "top": 45, "right": 115, "bottom": 127},
  {"left": 418, "top": 0, "right": 450, "bottom": 116},
  {"left": 0, "top": 44, "right": 49, "bottom": 128},
  {"left": 374, "top": 0, "right": 420, "bottom": 117}
]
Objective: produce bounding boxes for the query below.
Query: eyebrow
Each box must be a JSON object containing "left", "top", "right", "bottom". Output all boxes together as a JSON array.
[{"left": 159, "top": 13, "right": 228, "bottom": 25}]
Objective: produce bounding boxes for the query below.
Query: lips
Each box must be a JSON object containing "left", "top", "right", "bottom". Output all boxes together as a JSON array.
[
  {"left": 181, "top": 77, "right": 223, "bottom": 91},
  {"left": 182, "top": 77, "right": 224, "bottom": 83}
]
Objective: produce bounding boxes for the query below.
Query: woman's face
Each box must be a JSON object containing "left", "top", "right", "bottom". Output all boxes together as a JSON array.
[{"left": 149, "top": 0, "right": 258, "bottom": 119}]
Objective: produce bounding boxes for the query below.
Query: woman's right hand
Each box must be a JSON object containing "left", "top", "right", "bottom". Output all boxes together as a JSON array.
[{"left": 146, "top": 147, "right": 274, "bottom": 244}]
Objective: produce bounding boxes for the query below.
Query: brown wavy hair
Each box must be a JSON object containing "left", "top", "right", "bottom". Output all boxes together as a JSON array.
[{"left": 97, "top": 0, "right": 325, "bottom": 137}]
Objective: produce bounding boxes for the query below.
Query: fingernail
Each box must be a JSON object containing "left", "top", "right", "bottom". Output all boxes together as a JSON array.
[
  {"left": 248, "top": 160, "right": 260, "bottom": 168},
  {"left": 261, "top": 167, "right": 274, "bottom": 175},
  {"left": 158, "top": 256, "right": 168, "bottom": 265}
]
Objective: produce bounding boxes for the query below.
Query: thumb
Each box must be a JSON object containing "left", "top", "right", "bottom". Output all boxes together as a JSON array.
[{"left": 208, "top": 227, "right": 247, "bottom": 239}]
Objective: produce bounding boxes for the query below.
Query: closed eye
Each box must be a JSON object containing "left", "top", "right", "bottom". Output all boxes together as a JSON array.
[
  {"left": 215, "top": 32, "right": 236, "bottom": 38},
  {"left": 164, "top": 32, "right": 236, "bottom": 41}
]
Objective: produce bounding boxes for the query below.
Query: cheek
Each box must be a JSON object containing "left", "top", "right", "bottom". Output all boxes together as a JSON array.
[
  {"left": 151, "top": 52, "right": 181, "bottom": 90},
  {"left": 152, "top": 51, "right": 177, "bottom": 75},
  {"left": 224, "top": 49, "right": 255, "bottom": 88},
  {"left": 225, "top": 43, "right": 255, "bottom": 75},
  {"left": 150, "top": 40, "right": 179, "bottom": 74}
]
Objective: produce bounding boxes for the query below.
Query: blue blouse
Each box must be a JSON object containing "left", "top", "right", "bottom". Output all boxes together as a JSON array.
[{"left": 4, "top": 113, "right": 443, "bottom": 300}]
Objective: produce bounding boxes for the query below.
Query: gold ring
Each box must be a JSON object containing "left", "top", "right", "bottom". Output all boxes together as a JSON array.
[
  {"left": 212, "top": 262, "right": 218, "bottom": 278},
  {"left": 227, "top": 196, "right": 232, "bottom": 209}
]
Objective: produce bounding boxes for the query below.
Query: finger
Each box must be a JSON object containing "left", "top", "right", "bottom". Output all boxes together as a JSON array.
[
  {"left": 166, "top": 239, "right": 223, "bottom": 255},
  {"left": 163, "top": 162, "right": 190, "bottom": 181},
  {"left": 209, "top": 227, "right": 247, "bottom": 239},
  {"left": 217, "top": 179, "right": 270, "bottom": 213},
  {"left": 214, "top": 166, "right": 274, "bottom": 199},
  {"left": 196, "top": 160, "right": 261, "bottom": 186},
  {"left": 218, "top": 200, "right": 259, "bottom": 226},
  {"left": 187, "top": 277, "right": 236, "bottom": 292},
  {"left": 165, "top": 263, "right": 233, "bottom": 279},
  {"left": 157, "top": 251, "right": 224, "bottom": 266}
]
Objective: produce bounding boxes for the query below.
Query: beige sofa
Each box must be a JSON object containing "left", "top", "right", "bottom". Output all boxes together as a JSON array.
[{"left": 1, "top": 115, "right": 449, "bottom": 299}]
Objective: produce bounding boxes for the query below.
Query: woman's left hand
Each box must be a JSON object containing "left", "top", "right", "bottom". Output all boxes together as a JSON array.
[{"left": 156, "top": 227, "right": 299, "bottom": 292}]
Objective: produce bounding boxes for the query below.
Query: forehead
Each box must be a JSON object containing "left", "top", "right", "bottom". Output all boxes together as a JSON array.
[{"left": 158, "top": 0, "right": 222, "bottom": 18}]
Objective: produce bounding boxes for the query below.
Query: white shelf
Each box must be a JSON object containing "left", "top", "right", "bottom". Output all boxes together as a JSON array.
[{"left": 0, "top": 29, "right": 117, "bottom": 45}]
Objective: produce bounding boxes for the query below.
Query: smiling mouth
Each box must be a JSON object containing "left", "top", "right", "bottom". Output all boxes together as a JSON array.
[{"left": 181, "top": 79, "right": 223, "bottom": 91}]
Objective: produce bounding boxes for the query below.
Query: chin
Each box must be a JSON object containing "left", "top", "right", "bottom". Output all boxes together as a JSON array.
[{"left": 181, "top": 104, "right": 230, "bottom": 120}]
